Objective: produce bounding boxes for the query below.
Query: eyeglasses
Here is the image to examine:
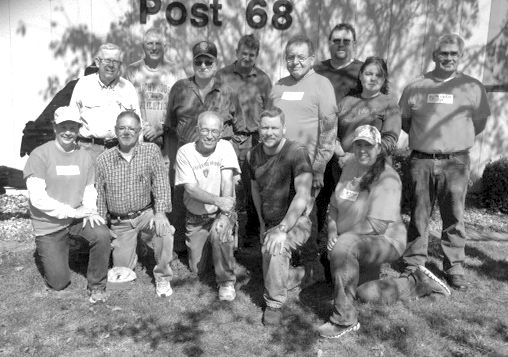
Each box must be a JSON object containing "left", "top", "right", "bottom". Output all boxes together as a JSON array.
[
  {"left": 286, "top": 55, "right": 310, "bottom": 63},
  {"left": 331, "top": 38, "right": 353, "bottom": 46},
  {"left": 98, "top": 58, "right": 122, "bottom": 67},
  {"left": 198, "top": 128, "right": 221, "bottom": 137},
  {"left": 116, "top": 126, "right": 140, "bottom": 134},
  {"left": 193, "top": 59, "right": 215, "bottom": 67},
  {"left": 437, "top": 51, "right": 460, "bottom": 59}
]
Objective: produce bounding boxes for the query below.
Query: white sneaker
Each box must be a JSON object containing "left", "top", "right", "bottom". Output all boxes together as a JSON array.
[
  {"left": 218, "top": 282, "right": 236, "bottom": 301},
  {"left": 156, "top": 279, "right": 173, "bottom": 298}
]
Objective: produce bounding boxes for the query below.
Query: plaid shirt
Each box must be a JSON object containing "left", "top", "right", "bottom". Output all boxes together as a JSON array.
[{"left": 96, "top": 142, "right": 170, "bottom": 218}]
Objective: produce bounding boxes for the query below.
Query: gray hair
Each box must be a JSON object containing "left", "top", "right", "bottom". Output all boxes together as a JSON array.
[
  {"left": 434, "top": 34, "right": 464, "bottom": 54},
  {"left": 143, "top": 27, "right": 166, "bottom": 45},
  {"left": 197, "top": 111, "right": 223, "bottom": 128},
  {"left": 95, "top": 43, "right": 123, "bottom": 60}
]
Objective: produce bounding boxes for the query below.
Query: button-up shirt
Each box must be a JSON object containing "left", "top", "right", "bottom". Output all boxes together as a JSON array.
[
  {"left": 165, "top": 76, "right": 245, "bottom": 145},
  {"left": 96, "top": 142, "right": 170, "bottom": 218},
  {"left": 70, "top": 73, "right": 140, "bottom": 139},
  {"left": 216, "top": 62, "right": 272, "bottom": 133}
]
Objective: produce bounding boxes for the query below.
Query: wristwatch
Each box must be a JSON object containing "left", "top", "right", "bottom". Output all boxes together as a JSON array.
[{"left": 278, "top": 224, "right": 288, "bottom": 233}]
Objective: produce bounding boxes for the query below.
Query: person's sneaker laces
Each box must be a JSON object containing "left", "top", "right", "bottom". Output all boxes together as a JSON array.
[
  {"left": 156, "top": 278, "right": 173, "bottom": 298},
  {"left": 414, "top": 266, "right": 451, "bottom": 297},
  {"left": 263, "top": 307, "right": 282, "bottom": 326},
  {"left": 318, "top": 321, "right": 360, "bottom": 339},
  {"left": 218, "top": 282, "right": 236, "bottom": 301},
  {"left": 88, "top": 288, "right": 107, "bottom": 304}
]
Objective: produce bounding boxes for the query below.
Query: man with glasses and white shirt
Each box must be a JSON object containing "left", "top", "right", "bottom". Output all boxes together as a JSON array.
[
  {"left": 165, "top": 40, "right": 244, "bottom": 253},
  {"left": 96, "top": 111, "right": 174, "bottom": 298},
  {"left": 314, "top": 23, "right": 364, "bottom": 246},
  {"left": 269, "top": 35, "right": 337, "bottom": 288},
  {"left": 70, "top": 43, "right": 140, "bottom": 161},
  {"left": 174, "top": 111, "right": 240, "bottom": 301}
]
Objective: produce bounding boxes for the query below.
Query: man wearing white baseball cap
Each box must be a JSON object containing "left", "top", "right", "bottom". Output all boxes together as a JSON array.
[{"left": 24, "top": 106, "right": 111, "bottom": 304}]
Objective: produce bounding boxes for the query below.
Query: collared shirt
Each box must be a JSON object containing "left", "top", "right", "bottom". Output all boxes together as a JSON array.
[
  {"left": 216, "top": 62, "right": 272, "bottom": 133},
  {"left": 165, "top": 76, "right": 245, "bottom": 145},
  {"left": 269, "top": 69, "right": 338, "bottom": 174},
  {"left": 95, "top": 142, "right": 170, "bottom": 218},
  {"left": 69, "top": 73, "right": 140, "bottom": 139}
]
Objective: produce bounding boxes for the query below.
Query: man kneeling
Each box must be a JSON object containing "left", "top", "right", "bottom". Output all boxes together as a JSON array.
[
  {"left": 175, "top": 111, "right": 240, "bottom": 301},
  {"left": 246, "top": 107, "right": 314, "bottom": 325}
]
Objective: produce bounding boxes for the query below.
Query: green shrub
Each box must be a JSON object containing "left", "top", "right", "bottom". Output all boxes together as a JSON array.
[
  {"left": 392, "top": 148, "right": 412, "bottom": 213},
  {"left": 481, "top": 157, "right": 508, "bottom": 213}
]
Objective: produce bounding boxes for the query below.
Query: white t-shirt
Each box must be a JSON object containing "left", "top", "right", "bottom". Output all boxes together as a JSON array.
[{"left": 175, "top": 139, "right": 240, "bottom": 215}]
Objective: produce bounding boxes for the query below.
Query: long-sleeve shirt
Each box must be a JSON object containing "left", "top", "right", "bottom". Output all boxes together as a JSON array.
[
  {"left": 165, "top": 75, "right": 245, "bottom": 145},
  {"left": 95, "top": 142, "right": 171, "bottom": 218},
  {"left": 269, "top": 69, "right": 338, "bottom": 174}
]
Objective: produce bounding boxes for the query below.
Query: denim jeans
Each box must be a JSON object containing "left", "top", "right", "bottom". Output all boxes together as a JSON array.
[
  {"left": 185, "top": 213, "right": 236, "bottom": 285},
  {"left": 403, "top": 154, "right": 470, "bottom": 275},
  {"left": 329, "top": 232, "right": 400, "bottom": 326},
  {"left": 262, "top": 215, "right": 312, "bottom": 309},
  {"left": 110, "top": 209, "right": 174, "bottom": 281},
  {"left": 35, "top": 220, "right": 110, "bottom": 291}
]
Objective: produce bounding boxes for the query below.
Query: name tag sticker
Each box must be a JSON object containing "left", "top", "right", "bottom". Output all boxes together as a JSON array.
[
  {"left": 339, "top": 188, "right": 359, "bottom": 202},
  {"left": 56, "top": 165, "right": 80, "bottom": 176},
  {"left": 427, "top": 94, "right": 453, "bottom": 104},
  {"left": 281, "top": 92, "right": 304, "bottom": 101}
]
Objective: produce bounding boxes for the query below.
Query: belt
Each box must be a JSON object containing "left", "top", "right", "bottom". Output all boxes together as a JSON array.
[
  {"left": 78, "top": 136, "right": 118, "bottom": 148},
  {"left": 412, "top": 150, "right": 469, "bottom": 160},
  {"left": 186, "top": 210, "right": 219, "bottom": 220},
  {"left": 110, "top": 205, "right": 152, "bottom": 221}
]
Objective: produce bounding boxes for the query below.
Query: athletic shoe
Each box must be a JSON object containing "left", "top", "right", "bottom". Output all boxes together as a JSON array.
[
  {"left": 263, "top": 307, "right": 282, "bottom": 326},
  {"left": 218, "top": 282, "right": 236, "bottom": 301},
  {"left": 88, "top": 288, "right": 107, "bottom": 304},
  {"left": 414, "top": 266, "right": 451, "bottom": 297},
  {"left": 155, "top": 278, "right": 173, "bottom": 298},
  {"left": 318, "top": 321, "right": 360, "bottom": 339}
]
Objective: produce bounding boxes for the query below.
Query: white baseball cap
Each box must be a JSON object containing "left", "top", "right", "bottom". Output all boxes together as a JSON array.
[{"left": 54, "top": 106, "right": 82, "bottom": 125}]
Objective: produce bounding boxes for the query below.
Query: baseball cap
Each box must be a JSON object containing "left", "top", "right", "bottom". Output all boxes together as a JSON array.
[
  {"left": 192, "top": 41, "right": 217, "bottom": 59},
  {"left": 352, "top": 125, "right": 381, "bottom": 145},
  {"left": 54, "top": 106, "right": 82, "bottom": 125}
]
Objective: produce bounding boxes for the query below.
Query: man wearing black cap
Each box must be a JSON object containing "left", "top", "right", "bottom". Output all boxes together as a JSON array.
[{"left": 165, "top": 40, "right": 245, "bottom": 253}]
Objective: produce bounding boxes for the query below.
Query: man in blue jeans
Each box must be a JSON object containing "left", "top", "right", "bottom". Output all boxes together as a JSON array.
[
  {"left": 96, "top": 111, "right": 174, "bottom": 298},
  {"left": 246, "top": 107, "right": 315, "bottom": 325},
  {"left": 24, "top": 106, "right": 110, "bottom": 304},
  {"left": 399, "top": 34, "right": 491, "bottom": 291}
]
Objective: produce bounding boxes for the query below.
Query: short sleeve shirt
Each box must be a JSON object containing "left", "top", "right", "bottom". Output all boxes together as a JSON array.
[
  {"left": 247, "top": 140, "right": 312, "bottom": 228},
  {"left": 175, "top": 139, "right": 241, "bottom": 215},
  {"left": 23, "top": 141, "right": 94, "bottom": 235}
]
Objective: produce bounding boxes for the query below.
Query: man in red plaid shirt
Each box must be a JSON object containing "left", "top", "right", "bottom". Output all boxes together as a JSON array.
[{"left": 96, "top": 111, "right": 175, "bottom": 297}]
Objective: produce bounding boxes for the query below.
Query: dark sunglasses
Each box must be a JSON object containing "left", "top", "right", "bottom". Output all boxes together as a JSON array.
[
  {"left": 331, "top": 38, "right": 353, "bottom": 46},
  {"left": 193, "top": 59, "right": 215, "bottom": 67}
]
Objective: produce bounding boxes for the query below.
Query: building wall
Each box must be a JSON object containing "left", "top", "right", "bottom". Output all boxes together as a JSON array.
[{"left": 1, "top": 0, "right": 505, "bottom": 187}]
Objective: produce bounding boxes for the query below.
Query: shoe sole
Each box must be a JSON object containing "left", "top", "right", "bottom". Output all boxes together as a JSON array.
[
  {"left": 89, "top": 297, "right": 106, "bottom": 304},
  {"left": 418, "top": 266, "right": 451, "bottom": 296},
  {"left": 219, "top": 294, "right": 236, "bottom": 301},
  {"left": 157, "top": 289, "right": 173, "bottom": 298},
  {"left": 320, "top": 322, "right": 360, "bottom": 339}
]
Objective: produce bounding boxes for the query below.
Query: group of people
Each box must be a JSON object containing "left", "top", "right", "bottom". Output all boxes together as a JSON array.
[{"left": 23, "top": 23, "right": 491, "bottom": 339}]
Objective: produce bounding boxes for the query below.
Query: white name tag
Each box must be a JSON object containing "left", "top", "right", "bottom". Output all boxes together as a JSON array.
[
  {"left": 281, "top": 92, "right": 304, "bottom": 101},
  {"left": 339, "top": 188, "right": 359, "bottom": 202},
  {"left": 427, "top": 94, "right": 453, "bottom": 104},
  {"left": 56, "top": 165, "right": 80, "bottom": 176}
]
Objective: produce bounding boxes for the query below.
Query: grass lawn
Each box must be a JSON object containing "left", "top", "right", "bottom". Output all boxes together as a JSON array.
[{"left": 1, "top": 193, "right": 508, "bottom": 357}]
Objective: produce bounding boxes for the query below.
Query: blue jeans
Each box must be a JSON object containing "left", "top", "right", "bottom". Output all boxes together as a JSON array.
[
  {"left": 329, "top": 232, "right": 400, "bottom": 326},
  {"left": 35, "top": 220, "right": 111, "bottom": 291},
  {"left": 185, "top": 213, "right": 236, "bottom": 285},
  {"left": 110, "top": 209, "right": 174, "bottom": 281},
  {"left": 403, "top": 154, "right": 470, "bottom": 275},
  {"left": 262, "top": 215, "right": 312, "bottom": 309}
]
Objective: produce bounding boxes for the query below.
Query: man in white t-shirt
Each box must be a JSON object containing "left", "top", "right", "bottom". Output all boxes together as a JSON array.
[{"left": 175, "top": 111, "right": 240, "bottom": 301}]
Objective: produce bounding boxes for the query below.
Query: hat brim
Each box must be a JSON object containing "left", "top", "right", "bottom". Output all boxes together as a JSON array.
[
  {"left": 193, "top": 53, "right": 216, "bottom": 60},
  {"left": 352, "top": 137, "right": 378, "bottom": 146}
]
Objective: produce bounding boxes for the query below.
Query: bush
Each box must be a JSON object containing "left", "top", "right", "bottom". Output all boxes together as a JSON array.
[
  {"left": 392, "top": 148, "right": 412, "bottom": 213},
  {"left": 481, "top": 157, "right": 508, "bottom": 213}
]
